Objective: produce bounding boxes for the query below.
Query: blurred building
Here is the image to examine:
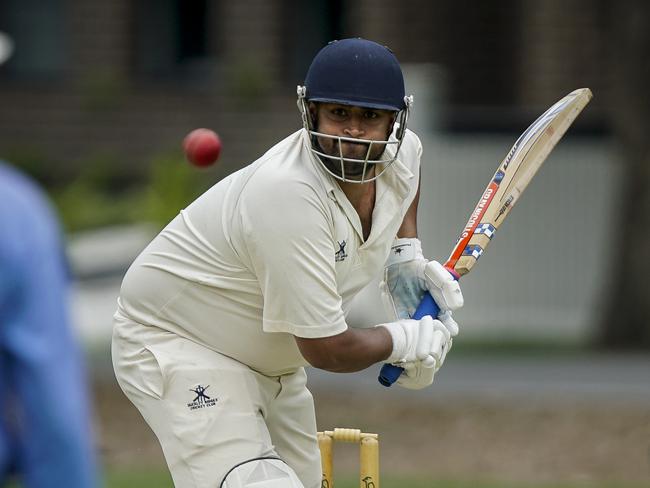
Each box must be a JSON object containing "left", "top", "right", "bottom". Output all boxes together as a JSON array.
[
  {"left": 0, "top": 0, "right": 623, "bottom": 345},
  {"left": 0, "top": 0, "right": 608, "bottom": 181}
]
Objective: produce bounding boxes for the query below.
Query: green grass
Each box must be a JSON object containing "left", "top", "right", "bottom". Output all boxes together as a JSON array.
[
  {"left": 368, "top": 479, "right": 646, "bottom": 488},
  {"left": 100, "top": 469, "right": 648, "bottom": 488},
  {"left": 7, "top": 470, "right": 644, "bottom": 488},
  {"left": 0, "top": 469, "right": 173, "bottom": 488},
  {"left": 104, "top": 468, "right": 174, "bottom": 487}
]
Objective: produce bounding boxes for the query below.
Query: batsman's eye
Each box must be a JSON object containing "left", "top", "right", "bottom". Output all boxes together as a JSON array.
[
  {"left": 364, "top": 110, "right": 379, "bottom": 119},
  {"left": 330, "top": 108, "right": 347, "bottom": 119}
]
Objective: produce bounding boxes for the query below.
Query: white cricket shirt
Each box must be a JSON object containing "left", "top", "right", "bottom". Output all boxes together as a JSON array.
[{"left": 117, "top": 128, "right": 422, "bottom": 375}]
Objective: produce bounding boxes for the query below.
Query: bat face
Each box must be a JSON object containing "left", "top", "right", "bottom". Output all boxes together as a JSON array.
[{"left": 445, "top": 88, "right": 593, "bottom": 276}]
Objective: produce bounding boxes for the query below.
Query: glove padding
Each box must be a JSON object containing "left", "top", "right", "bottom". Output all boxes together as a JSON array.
[
  {"left": 379, "top": 238, "right": 464, "bottom": 321},
  {"left": 396, "top": 361, "right": 436, "bottom": 390},
  {"left": 380, "top": 313, "right": 457, "bottom": 366},
  {"left": 392, "top": 311, "right": 458, "bottom": 390},
  {"left": 423, "top": 260, "right": 464, "bottom": 312}
]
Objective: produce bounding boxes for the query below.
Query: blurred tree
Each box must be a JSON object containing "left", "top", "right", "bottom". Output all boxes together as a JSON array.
[{"left": 600, "top": 0, "right": 650, "bottom": 348}]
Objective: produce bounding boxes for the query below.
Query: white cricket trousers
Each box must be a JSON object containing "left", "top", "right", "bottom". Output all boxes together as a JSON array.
[{"left": 111, "top": 313, "right": 322, "bottom": 488}]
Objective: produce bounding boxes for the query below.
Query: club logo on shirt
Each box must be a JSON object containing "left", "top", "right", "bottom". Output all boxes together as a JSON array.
[
  {"left": 187, "top": 384, "right": 218, "bottom": 410},
  {"left": 335, "top": 240, "right": 348, "bottom": 262}
]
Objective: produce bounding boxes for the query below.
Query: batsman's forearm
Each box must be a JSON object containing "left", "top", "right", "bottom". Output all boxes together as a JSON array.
[
  {"left": 326, "top": 326, "right": 393, "bottom": 373},
  {"left": 295, "top": 326, "right": 392, "bottom": 373}
]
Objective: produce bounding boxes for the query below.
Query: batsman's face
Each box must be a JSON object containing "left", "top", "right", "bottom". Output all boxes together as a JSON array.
[{"left": 311, "top": 103, "right": 395, "bottom": 178}]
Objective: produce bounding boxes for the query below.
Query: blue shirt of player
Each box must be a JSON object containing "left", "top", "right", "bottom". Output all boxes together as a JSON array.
[{"left": 0, "top": 161, "right": 98, "bottom": 487}]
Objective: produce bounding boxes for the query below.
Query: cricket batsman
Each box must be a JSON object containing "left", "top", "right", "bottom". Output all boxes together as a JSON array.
[{"left": 112, "top": 38, "right": 464, "bottom": 487}]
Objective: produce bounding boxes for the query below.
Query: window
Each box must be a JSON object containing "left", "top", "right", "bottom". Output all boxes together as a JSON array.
[
  {"left": 132, "top": 0, "right": 212, "bottom": 80},
  {"left": 281, "top": 0, "right": 345, "bottom": 84},
  {"left": 425, "top": 1, "right": 523, "bottom": 131},
  {"left": 0, "top": 0, "right": 66, "bottom": 79}
]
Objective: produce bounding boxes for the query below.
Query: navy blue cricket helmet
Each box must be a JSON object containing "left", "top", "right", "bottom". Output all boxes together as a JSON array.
[
  {"left": 304, "top": 38, "right": 406, "bottom": 111},
  {"left": 296, "top": 38, "right": 414, "bottom": 183}
]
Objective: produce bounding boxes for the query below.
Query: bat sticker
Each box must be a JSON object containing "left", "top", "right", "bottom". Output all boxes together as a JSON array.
[
  {"left": 474, "top": 223, "right": 496, "bottom": 238},
  {"left": 462, "top": 245, "right": 484, "bottom": 259},
  {"left": 494, "top": 194, "right": 515, "bottom": 222}
]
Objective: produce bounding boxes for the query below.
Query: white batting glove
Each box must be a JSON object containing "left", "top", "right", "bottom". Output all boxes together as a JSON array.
[
  {"left": 379, "top": 238, "right": 427, "bottom": 320},
  {"left": 394, "top": 312, "right": 458, "bottom": 390},
  {"left": 395, "top": 360, "right": 437, "bottom": 390},
  {"left": 380, "top": 315, "right": 437, "bottom": 364},
  {"left": 379, "top": 238, "right": 464, "bottom": 321},
  {"left": 380, "top": 314, "right": 457, "bottom": 366},
  {"left": 423, "top": 260, "right": 464, "bottom": 312}
]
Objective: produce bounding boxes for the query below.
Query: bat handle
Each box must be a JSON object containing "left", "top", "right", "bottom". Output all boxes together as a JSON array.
[{"left": 378, "top": 292, "right": 441, "bottom": 387}]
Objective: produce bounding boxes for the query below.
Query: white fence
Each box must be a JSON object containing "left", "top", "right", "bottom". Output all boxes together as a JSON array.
[{"left": 348, "top": 130, "right": 619, "bottom": 343}]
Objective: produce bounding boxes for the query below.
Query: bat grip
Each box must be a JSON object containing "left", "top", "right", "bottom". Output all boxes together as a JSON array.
[{"left": 378, "top": 292, "right": 441, "bottom": 387}]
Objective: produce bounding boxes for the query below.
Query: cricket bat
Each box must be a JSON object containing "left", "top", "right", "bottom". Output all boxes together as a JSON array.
[{"left": 378, "top": 88, "right": 593, "bottom": 387}]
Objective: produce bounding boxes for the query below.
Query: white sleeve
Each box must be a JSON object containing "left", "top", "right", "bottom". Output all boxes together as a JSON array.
[{"left": 240, "top": 178, "right": 347, "bottom": 339}]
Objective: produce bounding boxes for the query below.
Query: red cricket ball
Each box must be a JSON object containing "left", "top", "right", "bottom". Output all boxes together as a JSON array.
[{"left": 183, "top": 128, "right": 222, "bottom": 167}]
